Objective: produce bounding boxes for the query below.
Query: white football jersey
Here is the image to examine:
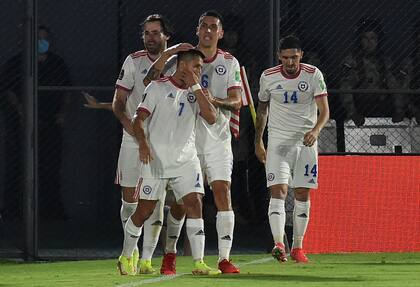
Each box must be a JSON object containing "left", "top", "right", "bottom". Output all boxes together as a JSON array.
[
  {"left": 258, "top": 63, "right": 328, "bottom": 146},
  {"left": 137, "top": 77, "right": 201, "bottom": 178},
  {"left": 161, "top": 49, "right": 242, "bottom": 154},
  {"left": 116, "top": 50, "right": 175, "bottom": 147},
  {"left": 196, "top": 49, "right": 242, "bottom": 154}
]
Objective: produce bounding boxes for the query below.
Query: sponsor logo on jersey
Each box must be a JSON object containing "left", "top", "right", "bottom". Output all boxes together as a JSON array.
[
  {"left": 221, "top": 235, "right": 232, "bottom": 241},
  {"left": 118, "top": 69, "right": 124, "bottom": 80},
  {"left": 267, "top": 173, "right": 275, "bottom": 181},
  {"left": 319, "top": 79, "right": 326, "bottom": 91},
  {"left": 195, "top": 182, "right": 201, "bottom": 188},
  {"left": 143, "top": 185, "right": 152, "bottom": 194},
  {"left": 276, "top": 84, "right": 283, "bottom": 90},
  {"left": 187, "top": 93, "right": 196, "bottom": 103},
  {"left": 298, "top": 81, "right": 309, "bottom": 92},
  {"left": 308, "top": 178, "right": 316, "bottom": 184},
  {"left": 215, "top": 64, "right": 227, "bottom": 75},
  {"left": 167, "top": 93, "right": 175, "bottom": 99},
  {"left": 235, "top": 70, "right": 241, "bottom": 82}
]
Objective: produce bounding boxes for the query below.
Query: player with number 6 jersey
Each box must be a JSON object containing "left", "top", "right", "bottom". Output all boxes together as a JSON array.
[{"left": 255, "top": 35, "right": 330, "bottom": 264}]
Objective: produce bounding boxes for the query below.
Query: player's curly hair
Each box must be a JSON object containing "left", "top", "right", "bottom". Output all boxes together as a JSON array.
[{"left": 141, "top": 14, "right": 173, "bottom": 38}]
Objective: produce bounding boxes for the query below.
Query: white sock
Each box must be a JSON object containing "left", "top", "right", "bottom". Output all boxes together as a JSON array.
[
  {"left": 186, "top": 218, "right": 205, "bottom": 261},
  {"left": 120, "top": 200, "right": 138, "bottom": 229},
  {"left": 268, "top": 198, "right": 286, "bottom": 244},
  {"left": 292, "top": 200, "right": 310, "bottom": 249},
  {"left": 165, "top": 210, "right": 185, "bottom": 254},
  {"left": 141, "top": 200, "right": 164, "bottom": 260},
  {"left": 120, "top": 200, "right": 139, "bottom": 253},
  {"left": 122, "top": 217, "right": 142, "bottom": 257},
  {"left": 216, "top": 211, "right": 235, "bottom": 261}
]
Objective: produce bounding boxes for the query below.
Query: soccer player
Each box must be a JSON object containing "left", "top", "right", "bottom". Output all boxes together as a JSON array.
[
  {"left": 124, "top": 48, "right": 220, "bottom": 276},
  {"left": 144, "top": 10, "right": 242, "bottom": 274},
  {"left": 110, "top": 14, "right": 192, "bottom": 275},
  {"left": 254, "top": 35, "right": 329, "bottom": 263}
]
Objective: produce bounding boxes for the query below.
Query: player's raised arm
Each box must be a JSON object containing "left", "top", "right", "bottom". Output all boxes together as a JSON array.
[
  {"left": 143, "top": 43, "right": 194, "bottom": 86},
  {"left": 132, "top": 107, "right": 153, "bottom": 164}
]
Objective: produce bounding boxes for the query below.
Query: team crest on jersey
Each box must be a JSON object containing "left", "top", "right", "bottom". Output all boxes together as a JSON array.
[
  {"left": 118, "top": 69, "right": 124, "bottom": 80},
  {"left": 187, "top": 93, "right": 196, "bottom": 103},
  {"left": 215, "top": 65, "right": 227, "bottom": 75},
  {"left": 298, "top": 81, "right": 309, "bottom": 92},
  {"left": 267, "top": 173, "right": 275, "bottom": 181},
  {"left": 143, "top": 185, "right": 152, "bottom": 195}
]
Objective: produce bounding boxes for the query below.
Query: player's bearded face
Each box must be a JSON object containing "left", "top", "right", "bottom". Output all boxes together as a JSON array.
[
  {"left": 279, "top": 49, "right": 303, "bottom": 75},
  {"left": 143, "top": 22, "right": 167, "bottom": 55}
]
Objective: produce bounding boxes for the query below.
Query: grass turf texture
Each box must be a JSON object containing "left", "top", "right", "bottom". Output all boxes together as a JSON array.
[{"left": 1, "top": 253, "right": 419, "bottom": 287}]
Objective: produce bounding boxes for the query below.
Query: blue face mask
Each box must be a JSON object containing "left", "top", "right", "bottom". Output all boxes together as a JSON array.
[{"left": 38, "top": 39, "right": 49, "bottom": 54}]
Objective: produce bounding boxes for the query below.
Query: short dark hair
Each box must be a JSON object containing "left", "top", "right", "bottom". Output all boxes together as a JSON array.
[
  {"left": 141, "top": 14, "right": 173, "bottom": 37},
  {"left": 198, "top": 10, "right": 223, "bottom": 26},
  {"left": 177, "top": 49, "right": 205, "bottom": 65},
  {"left": 279, "top": 35, "right": 302, "bottom": 51}
]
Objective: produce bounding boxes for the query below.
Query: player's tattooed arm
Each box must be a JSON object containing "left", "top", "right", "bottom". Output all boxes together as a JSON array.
[
  {"left": 208, "top": 88, "right": 242, "bottom": 111},
  {"left": 143, "top": 66, "right": 162, "bottom": 86},
  {"left": 254, "top": 101, "right": 269, "bottom": 164},
  {"left": 143, "top": 43, "right": 194, "bottom": 86}
]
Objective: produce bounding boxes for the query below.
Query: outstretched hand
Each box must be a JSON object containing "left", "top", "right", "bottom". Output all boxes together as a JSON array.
[{"left": 82, "top": 92, "right": 101, "bottom": 109}]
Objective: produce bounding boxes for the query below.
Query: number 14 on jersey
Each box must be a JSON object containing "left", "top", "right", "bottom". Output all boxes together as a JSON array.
[{"left": 283, "top": 91, "right": 298, "bottom": 104}]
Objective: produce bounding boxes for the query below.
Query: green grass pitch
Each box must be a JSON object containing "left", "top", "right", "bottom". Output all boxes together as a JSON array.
[{"left": 1, "top": 253, "right": 419, "bottom": 287}]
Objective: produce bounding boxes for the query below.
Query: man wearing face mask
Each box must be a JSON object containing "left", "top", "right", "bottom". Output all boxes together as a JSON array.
[{"left": 0, "top": 25, "right": 71, "bottom": 220}]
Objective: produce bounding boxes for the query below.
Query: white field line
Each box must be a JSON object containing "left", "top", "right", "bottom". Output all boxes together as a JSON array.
[{"left": 116, "top": 256, "right": 273, "bottom": 287}]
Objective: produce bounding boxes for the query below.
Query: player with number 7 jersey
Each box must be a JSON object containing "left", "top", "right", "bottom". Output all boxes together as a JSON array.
[{"left": 255, "top": 35, "right": 330, "bottom": 264}]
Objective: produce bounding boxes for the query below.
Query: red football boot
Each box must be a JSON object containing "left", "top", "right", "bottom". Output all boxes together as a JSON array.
[
  {"left": 290, "top": 248, "right": 309, "bottom": 263},
  {"left": 218, "top": 259, "right": 240, "bottom": 274},
  {"left": 160, "top": 253, "right": 176, "bottom": 275}
]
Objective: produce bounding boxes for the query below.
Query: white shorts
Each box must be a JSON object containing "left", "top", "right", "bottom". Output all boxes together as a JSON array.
[
  {"left": 198, "top": 146, "right": 233, "bottom": 184},
  {"left": 136, "top": 165, "right": 204, "bottom": 202},
  {"left": 115, "top": 145, "right": 141, "bottom": 187},
  {"left": 265, "top": 145, "right": 318, "bottom": 189}
]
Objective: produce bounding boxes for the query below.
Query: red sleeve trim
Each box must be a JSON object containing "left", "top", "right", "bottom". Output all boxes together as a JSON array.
[
  {"left": 115, "top": 84, "right": 132, "bottom": 92},
  {"left": 315, "top": 93, "right": 328, "bottom": 98},
  {"left": 136, "top": 107, "right": 151, "bottom": 116}
]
